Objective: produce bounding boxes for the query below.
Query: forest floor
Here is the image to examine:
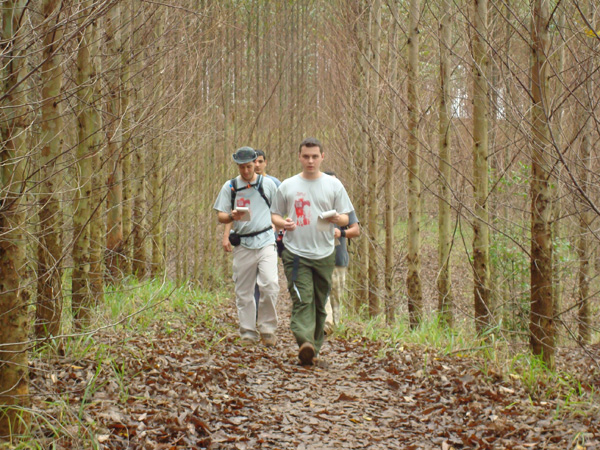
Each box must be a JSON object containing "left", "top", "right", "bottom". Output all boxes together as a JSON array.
[{"left": 28, "top": 287, "right": 600, "bottom": 450}]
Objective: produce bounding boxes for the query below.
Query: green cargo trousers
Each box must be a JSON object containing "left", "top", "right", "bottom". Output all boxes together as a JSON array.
[{"left": 282, "top": 249, "right": 335, "bottom": 355}]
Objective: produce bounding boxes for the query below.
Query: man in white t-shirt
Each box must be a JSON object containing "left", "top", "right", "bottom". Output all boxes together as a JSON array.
[{"left": 271, "top": 138, "right": 354, "bottom": 365}]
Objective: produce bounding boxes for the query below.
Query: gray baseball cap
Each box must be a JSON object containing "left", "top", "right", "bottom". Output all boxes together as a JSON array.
[{"left": 232, "top": 147, "right": 257, "bottom": 164}]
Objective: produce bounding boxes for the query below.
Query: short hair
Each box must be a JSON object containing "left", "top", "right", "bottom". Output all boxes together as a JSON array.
[
  {"left": 299, "top": 137, "right": 323, "bottom": 154},
  {"left": 324, "top": 171, "right": 336, "bottom": 177},
  {"left": 255, "top": 149, "right": 266, "bottom": 160}
]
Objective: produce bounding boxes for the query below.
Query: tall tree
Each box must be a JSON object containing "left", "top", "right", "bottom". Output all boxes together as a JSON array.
[
  {"left": 36, "top": 0, "right": 65, "bottom": 338},
  {"left": 406, "top": 0, "right": 423, "bottom": 327},
  {"left": 121, "top": 0, "right": 133, "bottom": 277},
  {"left": 88, "top": 7, "right": 105, "bottom": 306},
  {"left": 529, "top": 0, "right": 554, "bottom": 366},
  {"left": 0, "top": 0, "right": 31, "bottom": 437},
  {"left": 105, "top": 3, "right": 124, "bottom": 281},
  {"left": 73, "top": 0, "right": 101, "bottom": 329},
  {"left": 437, "top": 0, "right": 453, "bottom": 325},
  {"left": 472, "top": 0, "right": 491, "bottom": 333},
  {"left": 150, "top": 10, "right": 165, "bottom": 277},
  {"left": 131, "top": 0, "right": 147, "bottom": 278},
  {"left": 384, "top": 3, "right": 400, "bottom": 325},
  {"left": 367, "top": 0, "right": 381, "bottom": 317}
]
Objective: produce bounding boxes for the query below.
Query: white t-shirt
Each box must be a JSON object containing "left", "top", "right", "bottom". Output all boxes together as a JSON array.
[
  {"left": 271, "top": 173, "right": 354, "bottom": 259},
  {"left": 213, "top": 175, "right": 277, "bottom": 249}
]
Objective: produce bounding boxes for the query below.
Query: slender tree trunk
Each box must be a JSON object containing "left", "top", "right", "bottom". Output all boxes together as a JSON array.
[
  {"left": 73, "top": 0, "right": 101, "bottom": 329},
  {"left": 577, "top": 130, "right": 592, "bottom": 344},
  {"left": 36, "top": 0, "right": 65, "bottom": 339},
  {"left": 406, "top": 0, "right": 423, "bottom": 327},
  {"left": 105, "top": 3, "right": 124, "bottom": 282},
  {"left": 551, "top": 6, "right": 565, "bottom": 322},
  {"left": 437, "top": 0, "right": 453, "bottom": 326},
  {"left": 355, "top": 5, "right": 370, "bottom": 313},
  {"left": 472, "top": 0, "right": 491, "bottom": 334},
  {"left": 0, "top": 0, "right": 31, "bottom": 437},
  {"left": 131, "top": 0, "right": 146, "bottom": 278},
  {"left": 530, "top": 0, "right": 554, "bottom": 367},
  {"left": 121, "top": 0, "right": 132, "bottom": 277},
  {"left": 384, "top": 3, "right": 399, "bottom": 325},
  {"left": 367, "top": 0, "right": 381, "bottom": 318},
  {"left": 88, "top": 12, "right": 105, "bottom": 306},
  {"left": 150, "top": 13, "right": 165, "bottom": 278}
]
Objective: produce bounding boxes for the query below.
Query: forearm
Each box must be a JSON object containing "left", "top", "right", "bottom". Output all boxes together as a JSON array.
[
  {"left": 336, "top": 213, "right": 349, "bottom": 227},
  {"left": 223, "top": 221, "right": 233, "bottom": 237},
  {"left": 271, "top": 213, "right": 286, "bottom": 228},
  {"left": 345, "top": 222, "right": 360, "bottom": 239}
]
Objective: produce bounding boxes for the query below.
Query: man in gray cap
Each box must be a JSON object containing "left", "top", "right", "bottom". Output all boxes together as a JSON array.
[{"left": 213, "top": 147, "right": 279, "bottom": 346}]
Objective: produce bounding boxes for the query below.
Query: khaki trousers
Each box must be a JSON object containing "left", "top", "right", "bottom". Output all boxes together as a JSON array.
[{"left": 232, "top": 244, "right": 279, "bottom": 339}]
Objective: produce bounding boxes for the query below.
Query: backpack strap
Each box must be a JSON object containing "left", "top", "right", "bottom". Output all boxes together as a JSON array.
[
  {"left": 256, "top": 175, "right": 271, "bottom": 208},
  {"left": 229, "top": 175, "right": 271, "bottom": 210},
  {"left": 229, "top": 177, "right": 238, "bottom": 211}
]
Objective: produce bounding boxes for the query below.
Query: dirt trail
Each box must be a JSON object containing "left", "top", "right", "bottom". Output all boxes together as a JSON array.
[{"left": 31, "top": 293, "right": 599, "bottom": 449}]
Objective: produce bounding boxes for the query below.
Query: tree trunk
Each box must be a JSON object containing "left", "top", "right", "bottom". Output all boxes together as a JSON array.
[
  {"left": 36, "top": 0, "right": 65, "bottom": 339},
  {"left": 437, "top": 0, "right": 453, "bottom": 326},
  {"left": 0, "top": 0, "right": 31, "bottom": 437},
  {"left": 406, "top": 0, "right": 423, "bottom": 328},
  {"left": 529, "top": 0, "right": 554, "bottom": 367},
  {"left": 121, "top": 0, "right": 132, "bottom": 277},
  {"left": 105, "top": 3, "right": 124, "bottom": 282},
  {"left": 150, "top": 13, "right": 164, "bottom": 278},
  {"left": 472, "top": 0, "right": 491, "bottom": 334},
  {"left": 131, "top": 0, "right": 146, "bottom": 279},
  {"left": 367, "top": 0, "right": 381, "bottom": 318},
  {"left": 384, "top": 2, "right": 399, "bottom": 325},
  {"left": 88, "top": 11, "right": 105, "bottom": 307},
  {"left": 73, "top": 0, "right": 101, "bottom": 329}
]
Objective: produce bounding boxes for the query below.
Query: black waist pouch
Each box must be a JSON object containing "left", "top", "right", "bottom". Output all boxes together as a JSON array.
[
  {"left": 229, "top": 226, "right": 272, "bottom": 247},
  {"left": 229, "top": 233, "right": 241, "bottom": 246}
]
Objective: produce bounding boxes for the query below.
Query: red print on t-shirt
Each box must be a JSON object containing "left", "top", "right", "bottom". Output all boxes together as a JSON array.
[
  {"left": 294, "top": 197, "right": 311, "bottom": 226},
  {"left": 237, "top": 198, "right": 250, "bottom": 208}
]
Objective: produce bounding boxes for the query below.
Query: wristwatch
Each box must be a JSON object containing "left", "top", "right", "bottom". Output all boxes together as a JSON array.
[
  {"left": 228, "top": 212, "right": 234, "bottom": 222},
  {"left": 340, "top": 229, "right": 346, "bottom": 238}
]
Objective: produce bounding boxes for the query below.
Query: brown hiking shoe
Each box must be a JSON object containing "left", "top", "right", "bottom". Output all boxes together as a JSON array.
[
  {"left": 261, "top": 333, "right": 276, "bottom": 347},
  {"left": 298, "top": 342, "right": 315, "bottom": 366},
  {"left": 239, "top": 335, "right": 257, "bottom": 346}
]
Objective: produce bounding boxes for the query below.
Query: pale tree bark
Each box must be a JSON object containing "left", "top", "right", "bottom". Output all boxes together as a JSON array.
[
  {"left": 105, "top": 3, "right": 124, "bottom": 282},
  {"left": 354, "top": 1, "right": 370, "bottom": 313},
  {"left": 35, "top": 0, "right": 65, "bottom": 339},
  {"left": 576, "top": 0, "right": 596, "bottom": 345},
  {"left": 472, "top": 0, "right": 491, "bottom": 334},
  {"left": 437, "top": 0, "right": 453, "bottom": 326},
  {"left": 406, "top": 0, "right": 423, "bottom": 327},
  {"left": 384, "top": 3, "right": 399, "bottom": 325},
  {"left": 367, "top": 0, "right": 381, "bottom": 318},
  {"left": 73, "top": 0, "right": 101, "bottom": 329},
  {"left": 120, "top": 0, "right": 132, "bottom": 277},
  {"left": 150, "top": 12, "right": 165, "bottom": 278},
  {"left": 529, "top": 0, "right": 554, "bottom": 367},
  {"left": 88, "top": 11, "right": 105, "bottom": 306},
  {"left": 131, "top": 0, "right": 146, "bottom": 278},
  {"left": 551, "top": 6, "right": 565, "bottom": 320},
  {"left": 577, "top": 125, "right": 592, "bottom": 344},
  {"left": 0, "top": 0, "right": 31, "bottom": 437}
]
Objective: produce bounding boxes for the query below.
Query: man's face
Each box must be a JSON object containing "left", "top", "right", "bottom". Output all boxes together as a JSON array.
[
  {"left": 299, "top": 146, "right": 323, "bottom": 175},
  {"left": 255, "top": 156, "right": 267, "bottom": 175},
  {"left": 238, "top": 161, "right": 255, "bottom": 182}
]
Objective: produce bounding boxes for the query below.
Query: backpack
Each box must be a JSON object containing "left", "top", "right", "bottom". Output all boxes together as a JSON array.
[{"left": 229, "top": 174, "right": 271, "bottom": 210}]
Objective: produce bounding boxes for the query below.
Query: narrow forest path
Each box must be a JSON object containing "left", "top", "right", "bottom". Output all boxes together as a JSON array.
[{"left": 32, "top": 288, "right": 599, "bottom": 449}]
